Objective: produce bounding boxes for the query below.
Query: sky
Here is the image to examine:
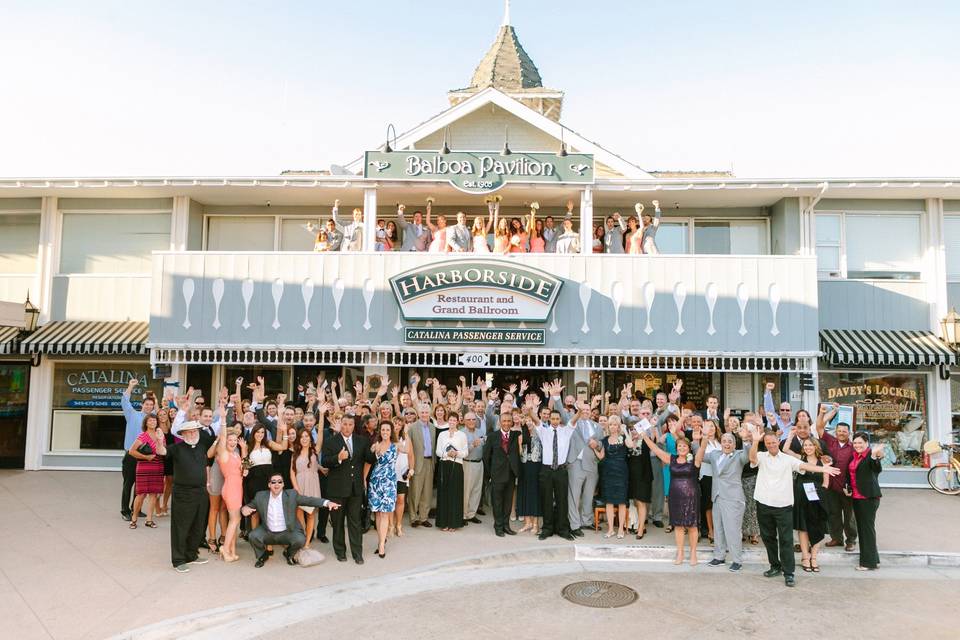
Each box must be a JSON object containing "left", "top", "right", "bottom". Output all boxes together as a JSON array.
[{"left": 1, "top": 0, "right": 959, "bottom": 179}]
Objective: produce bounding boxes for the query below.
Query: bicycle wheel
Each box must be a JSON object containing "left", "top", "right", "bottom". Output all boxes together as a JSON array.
[{"left": 927, "top": 463, "right": 960, "bottom": 495}]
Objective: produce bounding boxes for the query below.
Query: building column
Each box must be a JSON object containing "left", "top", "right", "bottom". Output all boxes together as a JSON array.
[
  {"left": 579, "top": 187, "right": 593, "bottom": 256},
  {"left": 925, "top": 198, "right": 952, "bottom": 446},
  {"left": 170, "top": 196, "right": 190, "bottom": 251},
  {"left": 36, "top": 196, "right": 59, "bottom": 324},
  {"left": 24, "top": 359, "right": 53, "bottom": 470},
  {"left": 363, "top": 188, "right": 378, "bottom": 252},
  {"left": 802, "top": 358, "right": 819, "bottom": 414}
]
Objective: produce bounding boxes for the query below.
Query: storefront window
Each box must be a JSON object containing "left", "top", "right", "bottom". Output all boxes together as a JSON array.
[
  {"left": 51, "top": 363, "right": 150, "bottom": 452},
  {"left": 818, "top": 371, "right": 928, "bottom": 467}
]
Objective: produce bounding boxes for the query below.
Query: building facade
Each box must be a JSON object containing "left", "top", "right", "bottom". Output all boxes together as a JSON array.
[{"left": 1, "top": 9, "right": 958, "bottom": 486}]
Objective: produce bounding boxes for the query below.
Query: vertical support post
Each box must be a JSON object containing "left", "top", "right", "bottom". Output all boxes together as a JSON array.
[
  {"left": 363, "top": 188, "right": 378, "bottom": 252},
  {"left": 579, "top": 187, "right": 593, "bottom": 256}
]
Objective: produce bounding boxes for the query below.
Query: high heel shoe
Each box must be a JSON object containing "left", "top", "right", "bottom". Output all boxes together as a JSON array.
[
  {"left": 208, "top": 538, "right": 219, "bottom": 553},
  {"left": 377, "top": 548, "right": 386, "bottom": 559}
]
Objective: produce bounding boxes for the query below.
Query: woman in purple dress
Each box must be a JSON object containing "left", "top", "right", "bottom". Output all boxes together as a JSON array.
[{"left": 639, "top": 428, "right": 702, "bottom": 566}]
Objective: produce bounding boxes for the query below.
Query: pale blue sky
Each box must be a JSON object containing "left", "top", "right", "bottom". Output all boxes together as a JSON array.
[{"left": 2, "top": 0, "right": 958, "bottom": 178}]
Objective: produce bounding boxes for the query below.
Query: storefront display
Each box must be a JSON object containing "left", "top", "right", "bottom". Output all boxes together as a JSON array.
[
  {"left": 0, "top": 364, "right": 29, "bottom": 467},
  {"left": 818, "top": 371, "right": 928, "bottom": 467}
]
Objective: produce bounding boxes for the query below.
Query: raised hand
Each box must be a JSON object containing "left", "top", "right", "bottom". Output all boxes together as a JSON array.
[
  {"left": 127, "top": 378, "right": 138, "bottom": 391},
  {"left": 765, "top": 381, "right": 775, "bottom": 392},
  {"left": 338, "top": 446, "right": 349, "bottom": 462},
  {"left": 507, "top": 383, "right": 518, "bottom": 395},
  {"left": 277, "top": 393, "right": 287, "bottom": 406},
  {"left": 822, "top": 464, "right": 841, "bottom": 477},
  {"left": 519, "top": 380, "right": 529, "bottom": 395},
  {"left": 489, "top": 388, "right": 500, "bottom": 401}
]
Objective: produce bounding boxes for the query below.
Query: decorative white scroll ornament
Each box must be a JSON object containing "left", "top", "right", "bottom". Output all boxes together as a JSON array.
[
  {"left": 241, "top": 279, "right": 254, "bottom": 330},
  {"left": 768, "top": 282, "right": 781, "bottom": 336},
  {"left": 673, "top": 282, "right": 687, "bottom": 335},
  {"left": 331, "top": 278, "right": 344, "bottom": 330},
  {"left": 611, "top": 281, "right": 624, "bottom": 335},
  {"left": 301, "top": 278, "right": 314, "bottom": 330},
  {"left": 394, "top": 308, "right": 402, "bottom": 331},
  {"left": 705, "top": 282, "right": 718, "bottom": 336},
  {"left": 579, "top": 281, "right": 592, "bottom": 334},
  {"left": 211, "top": 278, "right": 224, "bottom": 330},
  {"left": 362, "top": 279, "right": 375, "bottom": 331},
  {"left": 181, "top": 278, "right": 195, "bottom": 329},
  {"left": 271, "top": 279, "right": 284, "bottom": 330},
  {"left": 736, "top": 283, "right": 749, "bottom": 336},
  {"left": 549, "top": 308, "right": 558, "bottom": 334},
  {"left": 642, "top": 282, "right": 655, "bottom": 335}
]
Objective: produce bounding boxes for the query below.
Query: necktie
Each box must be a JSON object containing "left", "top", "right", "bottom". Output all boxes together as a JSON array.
[
  {"left": 345, "top": 437, "right": 353, "bottom": 458},
  {"left": 501, "top": 431, "right": 509, "bottom": 454},
  {"left": 552, "top": 429, "right": 559, "bottom": 470}
]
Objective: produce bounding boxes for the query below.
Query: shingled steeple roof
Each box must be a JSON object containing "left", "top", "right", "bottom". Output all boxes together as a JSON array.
[{"left": 468, "top": 4, "right": 543, "bottom": 91}]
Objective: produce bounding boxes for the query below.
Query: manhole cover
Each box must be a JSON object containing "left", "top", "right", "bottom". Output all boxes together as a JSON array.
[{"left": 561, "top": 581, "right": 638, "bottom": 608}]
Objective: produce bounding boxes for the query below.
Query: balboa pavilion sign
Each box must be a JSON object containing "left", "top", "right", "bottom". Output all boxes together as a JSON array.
[
  {"left": 390, "top": 260, "right": 563, "bottom": 322},
  {"left": 365, "top": 150, "right": 594, "bottom": 194}
]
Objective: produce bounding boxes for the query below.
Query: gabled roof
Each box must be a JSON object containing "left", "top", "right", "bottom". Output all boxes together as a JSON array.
[{"left": 343, "top": 87, "right": 651, "bottom": 179}]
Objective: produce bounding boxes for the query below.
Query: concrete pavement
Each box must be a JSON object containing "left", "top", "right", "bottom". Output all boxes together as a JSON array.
[{"left": 1, "top": 470, "right": 958, "bottom": 640}]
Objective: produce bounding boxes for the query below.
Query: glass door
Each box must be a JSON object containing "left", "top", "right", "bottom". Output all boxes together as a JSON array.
[{"left": 0, "top": 363, "right": 29, "bottom": 468}]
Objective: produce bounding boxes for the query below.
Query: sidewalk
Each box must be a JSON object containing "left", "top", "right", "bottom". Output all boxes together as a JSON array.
[{"left": 1, "top": 470, "right": 957, "bottom": 640}]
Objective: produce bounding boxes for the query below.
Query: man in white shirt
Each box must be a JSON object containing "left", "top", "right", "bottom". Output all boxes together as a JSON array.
[
  {"left": 397, "top": 204, "right": 431, "bottom": 252},
  {"left": 748, "top": 423, "right": 839, "bottom": 587},
  {"left": 332, "top": 200, "right": 364, "bottom": 252},
  {"left": 535, "top": 410, "right": 576, "bottom": 540},
  {"left": 554, "top": 217, "right": 580, "bottom": 254},
  {"left": 447, "top": 211, "right": 472, "bottom": 252}
]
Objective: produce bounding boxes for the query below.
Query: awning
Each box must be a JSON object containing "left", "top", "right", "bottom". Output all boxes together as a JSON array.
[
  {"left": 0, "top": 326, "right": 21, "bottom": 355},
  {"left": 820, "top": 329, "right": 957, "bottom": 367},
  {"left": 20, "top": 321, "right": 149, "bottom": 356}
]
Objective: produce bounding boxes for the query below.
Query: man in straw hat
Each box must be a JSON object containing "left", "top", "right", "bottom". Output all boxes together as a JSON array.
[{"left": 168, "top": 419, "right": 211, "bottom": 573}]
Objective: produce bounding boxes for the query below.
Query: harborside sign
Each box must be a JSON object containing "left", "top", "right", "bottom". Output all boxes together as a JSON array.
[
  {"left": 390, "top": 260, "right": 563, "bottom": 322},
  {"left": 364, "top": 150, "right": 594, "bottom": 194}
]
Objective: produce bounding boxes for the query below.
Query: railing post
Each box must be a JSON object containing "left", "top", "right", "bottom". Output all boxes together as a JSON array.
[
  {"left": 579, "top": 186, "right": 593, "bottom": 256},
  {"left": 363, "top": 188, "right": 378, "bottom": 252}
]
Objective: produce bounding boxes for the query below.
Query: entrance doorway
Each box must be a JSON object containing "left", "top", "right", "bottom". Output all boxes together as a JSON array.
[{"left": 0, "top": 363, "right": 29, "bottom": 468}]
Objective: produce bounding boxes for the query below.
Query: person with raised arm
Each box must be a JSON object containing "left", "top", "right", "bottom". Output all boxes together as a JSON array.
[
  {"left": 120, "top": 377, "right": 156, "bottom": 521},
  {"left": 397, "top": 203, "right": 430, "bottom": 252},
  {"left": 816, "top": 403, "right": 858, "bottom": 551},
  {"left": 640, "top": 199, "right": 663, "bottom": 254},
  {"left": 448, "top": 210, "right": 472, "bottom": 253},
  {"left": 426, "top": 199, "right": 449, "bottom": 253},
  {"left": 331, "top": 199, "right": 364, "bottom": 252},
  {"left": 748, "top": 422, "right": 840, "bottom": 587},
  {"left": 527, "top": 202, "right": 545, "bottom": 252},
  {"left": 848, "top": 433, "right": 884, "bottom": 571},
  {"left": 127, "top": 413, "right": 166, "bottom": 530},
  {"left": 472, "top": 200, "right": 495, "bottom": 253},
  {"left": 214, "top": 403, "right": 245, "bottom": 562},
  {"left": 603, "top": 210, "right": 627, "bottom": 254},
  {"left": 699, "top": 431, "right": 749, "bottom": 571}
]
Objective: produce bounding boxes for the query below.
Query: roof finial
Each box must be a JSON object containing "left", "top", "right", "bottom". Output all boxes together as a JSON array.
[{"left": 502, "top": 0, "right": 511, "bottom": 26}]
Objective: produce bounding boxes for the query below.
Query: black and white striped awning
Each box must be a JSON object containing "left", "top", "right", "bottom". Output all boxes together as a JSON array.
[
  {"left": 20, "top": 321, "right": 149, "bottom": 356},
  {"left": 820, "top": 329, "right": 957, "bottom": 367},
  {"left": 0, "top": 326, "right": 21, "bottom": 355}
]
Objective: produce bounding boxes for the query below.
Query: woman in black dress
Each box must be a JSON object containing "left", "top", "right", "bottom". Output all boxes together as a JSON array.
[
  {"left": 626, "top": 409, "right": 654, "bottom": 539},
  {"left": 785, "top": 435, "right": 829, "bottom": 572},
  {"left": 640, "top": 428, "right": 702, "bottom": 566},
  {"left": 516, "top": 416, "right": 542, "bottom": 534},
  {"left": 597, "top": 416, "right": 636, "bottom": 539}
]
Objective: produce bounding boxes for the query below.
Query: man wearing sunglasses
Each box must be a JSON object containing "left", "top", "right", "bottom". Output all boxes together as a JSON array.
[
  {"left": 241, "top": 473, "right": 340, "bottom": 568},
  {"left": 763, "top": 382, "right": 794, "bottom": 434}
]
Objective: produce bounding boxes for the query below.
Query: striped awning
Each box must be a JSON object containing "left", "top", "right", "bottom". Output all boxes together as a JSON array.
[
  {"left": 820, "top": 329, "right": 957, "bottom": 367},
  {"left": 0, "top": 326, "right": 21, "bottom": 355},
  {"left": 20, "top": 321, "right": 149, "bottom": 356}
]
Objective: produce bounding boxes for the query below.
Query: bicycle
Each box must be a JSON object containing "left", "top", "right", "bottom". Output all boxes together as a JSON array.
[{"left": 925, "top": 432, "right": 960, "bottom": 495}]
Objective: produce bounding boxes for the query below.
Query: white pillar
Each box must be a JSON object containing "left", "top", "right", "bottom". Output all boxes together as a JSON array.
[
  {"left": 24, "top": 359, "right": 53, "bottom": 470},
  {"left": 36, "top": 196, "right": 59, "bottom": 324},
  {"left": 363, "top": 188, "right": 378, "bottom": 252},
  {"left": 171, "top": 196, "right": 190, "bottom": 252},
  {"left": 802, "top": 357, "right": 819, "bottom": 414},
  {"left": 579, "top": 187, "right": 593, "bottom": 256},
  {"left": 925, "top": 198, "right": 952, "bottom": 447}
]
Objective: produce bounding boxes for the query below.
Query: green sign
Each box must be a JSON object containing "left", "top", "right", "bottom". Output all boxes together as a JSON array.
[
  {"left": 390, "top": 259, "right": 563, "bottom": 322},
  {"left": 364, "top": 150, "right": 594, "bottom": 194},
  {"left": 404, "top": 327, "right": 545, "bottom": 346}
]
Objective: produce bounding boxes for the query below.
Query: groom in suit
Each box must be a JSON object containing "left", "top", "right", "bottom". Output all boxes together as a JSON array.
[
  {"left": 482, "top": 412, "right": 521, "bottom": 536},
  {"left": 321, "top": 414, "right": 372, "bottom": 564},
  {"left": 241, "top": 472, "right": 340, "bottom": 567},
  {"left": 696, "top": 432, "right": 747, "bottom": 572}
]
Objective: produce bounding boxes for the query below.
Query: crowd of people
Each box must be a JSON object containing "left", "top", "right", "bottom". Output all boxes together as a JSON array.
[
  {"left": 305, "top": 198, "right": 662, "bottom": 254},
  {"left": 120, "top": 374, "right": 884, "bottom": 584}
]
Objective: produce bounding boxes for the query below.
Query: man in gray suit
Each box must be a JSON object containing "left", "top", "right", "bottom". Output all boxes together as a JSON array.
[
  {"left": 448, "top": 211, "right": 471, "bottom": 252},
  {"left": 397, "top": 204, "right": 430, "bottom": 252},
  {"left": 603, "top": 212, "right": 627, "bottom": 254},
  {"left": 695, "top": 432, "right": 747, "bottom": 572},
  {"left": 566, "top": 401, "right": 602, "bottom": 537},
  {"left": 332, "top": 200, "right": 364, "bottom": 251},
  {"left": 240, "top": 472, "right": 340, "bottom": 567},
  {"left": 406, "top": 403, "right": 436, "bottom": 527},
  {"left": 324, "top": 219, "right": 344, "bottom": 252}
]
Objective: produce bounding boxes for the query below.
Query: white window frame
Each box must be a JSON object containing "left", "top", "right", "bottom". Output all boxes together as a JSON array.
[
  {"left": 813, "top": 210, "right": 924, "bottom": 281},
  {"left": 56, "top": 208, "right": 173, "bottom": 276},
  {"left": 691, "top": 217, "right": 770, "bottom": 255},
  {"left": 943, "top": 213, "right": 960, "bottom": 282},
  {"left": 203, "top": 213, "right": 329, "bottom": 251},
  {"left": 0, "top": 209, "right": 42, "bottom": 277}
]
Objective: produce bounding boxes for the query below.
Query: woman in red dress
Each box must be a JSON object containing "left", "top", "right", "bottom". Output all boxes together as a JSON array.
[{"left": 128, "top": 414, "right": 166, "bottom": 530}]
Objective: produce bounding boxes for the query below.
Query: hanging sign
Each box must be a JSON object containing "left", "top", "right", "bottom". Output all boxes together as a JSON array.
[
  {"left": 404, "top": 327, "right": 545, "bottom": 346},
  {"left": 364, "top": 150, "right": 594, "bottom": 194},
  {"left": 391, "top": 260, "right": 563, "bottom": 322}
]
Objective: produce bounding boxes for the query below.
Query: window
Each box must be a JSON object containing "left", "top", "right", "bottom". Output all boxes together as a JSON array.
[
  {"left": 944, "top": 216, "right": 960, "bottom": 280},
  {"left": 693, "top": 220, "right": 767, "bottom": 255},
  {"left": 815, "top": 212, "right": 921, "bottom": 279},
  {"left": 59, "top": 212, "right": 170, "bottom": 273},
  {"left": 0, "top": 214, "right": 40, "bottom": 273},
  {"left": 280, "top": 218, "right": 318, "bottom": 251},
  {"left": 206, "top": 216, "right": 275, "bottom": 251},
  {"left": 656, "top": 221, "right": 689, "bottom": 254}
]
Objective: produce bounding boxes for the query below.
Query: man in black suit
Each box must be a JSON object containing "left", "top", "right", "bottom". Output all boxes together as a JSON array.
[
  {"left": 241, "top": 472, "right": 340, "bottom": 567},
  {"left": 482, "top": 412, "right": 521, "bottom": 537},
  {"left": 321, "top": 414, "right": 372, "bottom": 564}
]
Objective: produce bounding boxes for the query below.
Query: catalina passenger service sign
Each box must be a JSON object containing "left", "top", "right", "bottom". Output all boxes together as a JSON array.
[{"left": 390, "top": 260, "right": 563, "bottom": 322}]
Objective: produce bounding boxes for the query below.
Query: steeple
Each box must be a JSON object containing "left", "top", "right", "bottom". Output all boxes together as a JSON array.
[{"left": 448, "top": 1, "right": 564, "bottom": 121}]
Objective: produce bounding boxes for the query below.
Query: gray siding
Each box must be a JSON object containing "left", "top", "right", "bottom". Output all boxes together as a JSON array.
[
  {"left": 771, "top": 198, "right": 801, "bottom": 256},
  {"left": 818, "top": 280, "right": 930, "bottom": 330}
]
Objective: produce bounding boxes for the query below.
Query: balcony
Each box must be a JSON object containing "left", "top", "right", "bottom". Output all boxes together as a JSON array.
[{"left": 150, "top": 252, "right": 819, "bottom": 360}]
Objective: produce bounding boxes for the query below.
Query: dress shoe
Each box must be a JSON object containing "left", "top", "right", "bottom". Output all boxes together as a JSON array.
[
  {"left": 825, "top": 540, "right": 843, "bottom": 547},
  {"left": 559, "top": 532, "right": 576, "bottom": 541},
  {"left": 337, "top": 555, "right": 347, "bottom": 562},
  {"left": 729, "top": 563, "right": 742, "bottom": 572},
  {"left": 504, "top": 527, "right": 517, "bottom": 536},
  {"left": 845, "top": 543, "right": 856, "bottom": 552},
  {"left": 138, "top": 511, "right": 146, "bottom": 518},
  {"left": 355, "top": 557, "right": 364, "bottom": 565},
  {"left": 420, "top": 521, "right": 433, "bottom": 528},
  {"left": 477, "top": 509, "right": 486, "bottom": 516},
  {"left": 793, "top": 544, "right": 801, "bottom": 553},
  {"left": 784, "top": 574, "right": 796, "bottom": 587},
  {"left": 462, "top": 520, "right": 469, "bottom": 527},
  {"left": 763, "top": 568, "right": 782, "bottom": 578},
  {"left": 496, "top": 530, "right": 505, "bottom": 537},
  {"left": 538, "top": 532, "right": 550, "bottom": 540},
  {"left": 254, "top": 554, "right": 268, "bottom": 568},
  {"left": 708, "top": 559, "right": 725, "bottom": 567},
  {"left": 319, "top": 536, "right": 330, "bottom": 544},
  {"left": 428, "top": 508, "right": 437, "bottom": 518},
  {"left": 468, "top": 517, "right": 482, "bottom": 524},
  {"left": 121, "top": 513, "right": 132, "bottom": 522},
  {"left": 652, "top": 520, "right": 664, "bottom": 528},
  {"left": 411, "top": 521, "right": 421, "bottom": 528},
  {"left": 284, "top": 551, "right": 297, "bottom": 566},
  {"left": 571, "top": 528, "right": 585, "bottom": 538},
  {"left": 199, "top": 539, "right": 210, "bottom": 550}
]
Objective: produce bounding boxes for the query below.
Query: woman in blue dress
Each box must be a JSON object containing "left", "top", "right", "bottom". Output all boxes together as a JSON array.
[
  {"left": 366, "top": 421, "right": 398, "bottom": 559},
  {"left": 639, "top": 426, "right": 702, "bottom": 566},
  {"left": 597, "top": 416, "right": 636, "bottom": 539}
]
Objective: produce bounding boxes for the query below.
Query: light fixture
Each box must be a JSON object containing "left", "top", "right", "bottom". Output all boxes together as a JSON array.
[
  {"left": 22, "top": 293, "right": 40, "bottom": 367},
  {"left": 502, "top": 125, "right": 512, "bottom": 156},
  {"left": 941, "top": 307, "right": 960, "bottom": 347},
  {"left": 384, "top": 124, "right": 397, "bottom": 153},
  {"left": 441, "top": 127, "right": 451, "bottom": 155},
  {"left": 557, "top": 127, "right": 568, "bottom": 157}
]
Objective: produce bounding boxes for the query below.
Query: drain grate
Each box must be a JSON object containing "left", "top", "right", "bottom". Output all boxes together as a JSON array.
[{"left": 561, "top": 580, "right": 638, "bottom": 608}]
